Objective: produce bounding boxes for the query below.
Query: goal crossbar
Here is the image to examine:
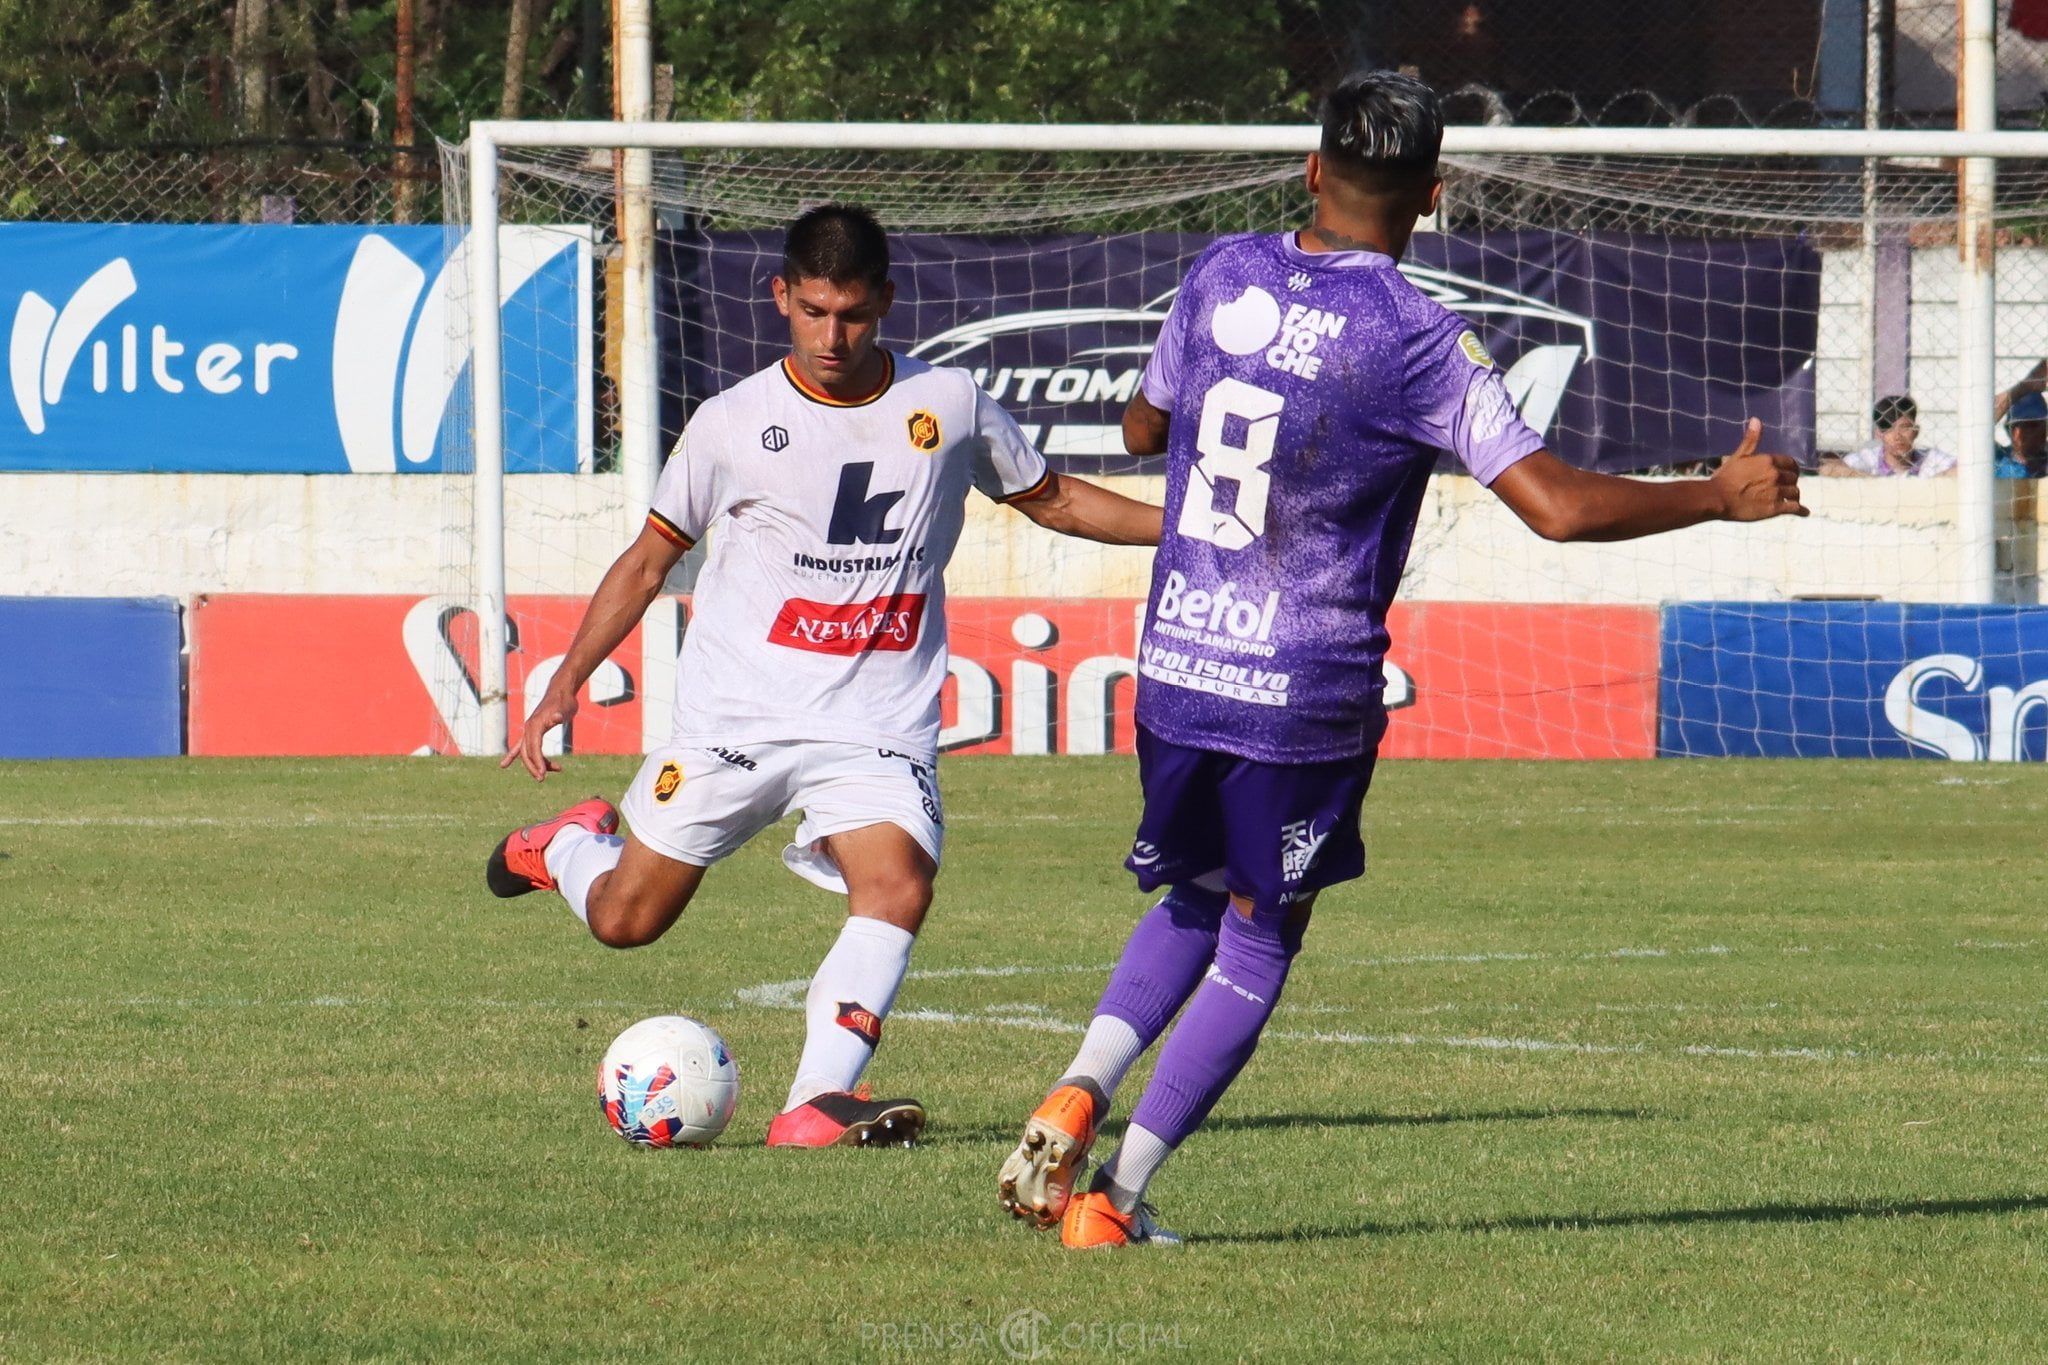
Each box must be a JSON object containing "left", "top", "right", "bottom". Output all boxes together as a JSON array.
[{"left": 470, "top": 120, "right": 2048, "bottom": 159}]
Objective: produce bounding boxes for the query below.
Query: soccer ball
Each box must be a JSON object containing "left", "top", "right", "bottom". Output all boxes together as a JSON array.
[{"left": 598, "top": 1015, "right": 741, "bottom": 1148}]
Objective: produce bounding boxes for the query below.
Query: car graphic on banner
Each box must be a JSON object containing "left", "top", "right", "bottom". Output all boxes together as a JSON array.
[
  {"left": 2, "top": 223, "right": 589, "bottom": 472},
  {"left": 906, "top": 265, "right": 1596, "bottom": 472}
]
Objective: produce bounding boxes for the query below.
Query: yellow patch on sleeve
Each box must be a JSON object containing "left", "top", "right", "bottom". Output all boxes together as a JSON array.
[{"left": 1457, "top": 331, "right": 1495, "bottom": 369}]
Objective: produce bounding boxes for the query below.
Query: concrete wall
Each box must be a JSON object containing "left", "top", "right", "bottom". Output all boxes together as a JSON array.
[{"left": 8, "top": 469, "right": 2037, "bottom": 607}]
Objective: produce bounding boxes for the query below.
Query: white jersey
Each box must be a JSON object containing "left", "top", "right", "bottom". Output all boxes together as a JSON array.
[{"left": 647, "top": 351, "right": 1051, "bottom": 758}]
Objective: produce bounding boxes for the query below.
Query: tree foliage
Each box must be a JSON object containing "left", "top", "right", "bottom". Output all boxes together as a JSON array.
[
  {"left": 0, "top": 0, "right": 1311, "bottom": 145},
  {"left": 651, "top": 0, "right": 1301, "bottom": 124}
]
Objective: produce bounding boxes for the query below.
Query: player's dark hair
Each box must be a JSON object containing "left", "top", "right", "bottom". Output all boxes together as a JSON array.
[
  {"left": 1319, "top": 69, "right": 1444, "bottom": 193},
  {"left": 781, "top": 204, "right": 890, "bottom": 289},
  {"left": 1873, "top": 394, "right": 1918, "bottom": 429}
]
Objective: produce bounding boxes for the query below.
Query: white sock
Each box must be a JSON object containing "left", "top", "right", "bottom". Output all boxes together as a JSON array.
[
  {"left": 543, "top": 826, "right": 623, "bottom": 926},
  {"left": 1096, "top": 1123, "right": 1176, "bottom": 1213},
  {"left": 784, "top": 917, "right": 916, "bottom": 1111},
  {"left": 1059, "top": 1015, "right": 1147, "bottom": 1102}
]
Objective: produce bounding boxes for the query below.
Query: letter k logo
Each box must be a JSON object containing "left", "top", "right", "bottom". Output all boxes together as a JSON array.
[{"left": 827, "top": 461, "right": 906, "bottom": 545}]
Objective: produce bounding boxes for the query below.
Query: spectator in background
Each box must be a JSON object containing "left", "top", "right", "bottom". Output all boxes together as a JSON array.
[
  {"left": 1996, "top": 392, "right": 2048, "bottom": 479},
  {"left": 1820, "top": 395, "right": 1957, "bottom": 478},
  {"left": 1995, "top": 360, "right": 2048, "bottom": 479}
]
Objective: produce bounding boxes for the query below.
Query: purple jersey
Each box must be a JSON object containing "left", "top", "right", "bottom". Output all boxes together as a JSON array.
[{"left": 1135, "top": 232, "right": 1545, "bottom": 763}]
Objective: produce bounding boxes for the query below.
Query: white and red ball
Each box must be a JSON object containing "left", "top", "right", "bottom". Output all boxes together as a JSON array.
[{"left": 597, "top": 1015, "right": 740, "bottom": 1147}]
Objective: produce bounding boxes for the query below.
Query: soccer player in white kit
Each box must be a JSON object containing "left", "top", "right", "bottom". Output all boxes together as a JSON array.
[{"left": 488, "top": 205, "right": 1163, "bottom": 1147}]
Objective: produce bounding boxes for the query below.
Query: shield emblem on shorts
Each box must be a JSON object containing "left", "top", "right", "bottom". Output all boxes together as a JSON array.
[
  {"left": 906, "top": 410, "right": 941, "bottom": 452},
  {"left": 653, "top": 761, "right": 683, "bottom": 803}
]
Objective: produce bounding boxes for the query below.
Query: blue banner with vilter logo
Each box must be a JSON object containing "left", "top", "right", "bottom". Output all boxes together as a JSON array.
[{"left": 1, "top": 224, "right": 589, "bottom": 473}]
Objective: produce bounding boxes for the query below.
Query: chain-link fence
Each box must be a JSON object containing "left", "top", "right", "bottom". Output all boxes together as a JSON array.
[
  {"left": 15, "top": 0, "right": 2048, "bottom": 229},
  {"left": 3, "top": 139, "right": 440, "bottom": 225}
]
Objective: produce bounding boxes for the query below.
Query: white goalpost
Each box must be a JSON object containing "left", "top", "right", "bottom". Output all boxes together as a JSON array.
[{"left": 449, "top": 117, "right": 2048, "bottom": 763}]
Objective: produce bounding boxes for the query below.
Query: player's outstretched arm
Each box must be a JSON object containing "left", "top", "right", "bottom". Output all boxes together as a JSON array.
[
  {"left": 1009, "top": 470, "right": 1163, "bottom": 546},
  {"left": 501, "top": 522, "right": 686, "bottom": 782},
  {"left": 1488, "top": 418, "right": 1808, "bottom": 543}
]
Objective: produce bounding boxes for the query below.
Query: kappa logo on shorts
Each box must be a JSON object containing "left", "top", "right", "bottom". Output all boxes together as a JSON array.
[
  {"left": 761, "top": 424, "right": 790, "bottom": 452},
  {"left": 881, "top": 749, "right": 943, "bottom": 825},
  {"left": 835, "top": 1001, "right": 883, "bottom": 1047},
  {"left": 906, "top": 409, "right": 941, "bottom": 452},
  {"left": 653, "top": 761, "right": 684, "bottom": 803}
]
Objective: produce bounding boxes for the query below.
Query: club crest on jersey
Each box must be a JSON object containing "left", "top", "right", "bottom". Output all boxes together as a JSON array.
[
  {"left": 653, "top": 761, "right": 683, "bottom": 803},
  {"left": 906, "top": 409, "right": 941, "bottom": 452},
  {"left": 835, "top": 1002, "right": 883, "bottom": 1047},
  {"left": 762, "top": 424, "right": 790, "bottom": 452},
  {"left": 1457, "top": 331, "right": 1495, "bottom": 369}
]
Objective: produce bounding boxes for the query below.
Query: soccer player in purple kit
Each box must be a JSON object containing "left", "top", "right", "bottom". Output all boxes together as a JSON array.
[{"left": 998, "top": 70, "right": 1809, "bottom": 1249}]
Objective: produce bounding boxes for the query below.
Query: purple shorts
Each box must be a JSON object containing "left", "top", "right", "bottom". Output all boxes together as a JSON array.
[{"left": 1124, "top": 724, "right": 1375, "bottom": 916}]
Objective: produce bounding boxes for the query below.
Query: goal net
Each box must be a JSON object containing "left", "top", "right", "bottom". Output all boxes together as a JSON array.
[{"left": 434, "top": 129, "right": 2048, "bottom": 765}]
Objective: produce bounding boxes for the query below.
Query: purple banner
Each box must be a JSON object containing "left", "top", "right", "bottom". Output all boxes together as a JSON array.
[{"left": 661, "top": 230, "right": 1817, "bottom": 476}]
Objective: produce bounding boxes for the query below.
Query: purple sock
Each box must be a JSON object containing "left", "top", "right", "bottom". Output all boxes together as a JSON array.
[
  {"left": 1125, "top": 910, "right": 1301, "bottom": 1148},
  {"left": 1092, "top": 884, "right": 1228, "bottom": 1046}
]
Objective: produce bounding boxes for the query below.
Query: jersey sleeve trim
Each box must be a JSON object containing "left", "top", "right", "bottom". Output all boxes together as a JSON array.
[
  {"left": 646, "top": 510, "right": 695, "bottom": 550},
  {"left": 994, "top": 469, "right": 1055, "bottom": 505}
]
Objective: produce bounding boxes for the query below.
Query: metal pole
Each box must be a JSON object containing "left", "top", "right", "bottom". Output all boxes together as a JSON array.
[
  {"left": 612, "top": 0, "right": 672, "bottom": 752},
  {"left": 616, "top": 0, "right": 657, "bottom": 514},
  {"left": 468, "top": 131, "right": 510, "bottom": 755},
  {"left": 1958, "top": 0, "right": 1998, "bottom": 603},
  {"left": 1859, "top": 0, "right": 1885, "bottom": 437}
]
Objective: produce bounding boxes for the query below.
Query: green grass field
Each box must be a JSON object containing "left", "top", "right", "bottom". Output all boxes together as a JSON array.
[{"left": 5, "top": 755, "right": 2048, "bottom": 1361}]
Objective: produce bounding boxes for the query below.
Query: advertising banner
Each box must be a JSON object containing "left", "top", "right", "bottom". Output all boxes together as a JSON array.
[
  {"left": 190, "top": 594, "right": 1649, "bottom": 760},
  {"left": 1, "top": 224, "right": 589, "bottom": 473},
  {"left": 665, "top": 230, "right": 1815, "bottom": 476},
  {"left": 0, "top": 597, "right": 181, "bottom": 758},
  {"left": 1659, "top": 602, "right": 2048, "bottom": 760},
  {"left": 1379, "top": 603, "right": 1659, "bottom": 760},
  {"left": 187, "top": 594, "right": 645, "bottom": 757}
]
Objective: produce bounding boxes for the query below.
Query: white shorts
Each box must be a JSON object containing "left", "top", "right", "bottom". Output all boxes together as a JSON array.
[{"left": 619, "top": 739, "right": 943, "bottom": 894}]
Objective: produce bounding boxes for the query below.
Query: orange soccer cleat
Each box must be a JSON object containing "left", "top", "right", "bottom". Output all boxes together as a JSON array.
[
  {"left": 1058, "top": 1190, "right": 1183, "bottom": 1250},
  {"left": 484, "top": 796, "right": 619, "bottom": 897},
  {"left": 998, "top": 1083, "right": 1101, "bottom": 1228}
]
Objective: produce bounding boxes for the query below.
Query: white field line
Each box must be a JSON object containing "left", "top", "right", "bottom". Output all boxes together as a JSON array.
[
  {"left": 0, "top": 814, "right": 471, "bottom": 828},
  {"left": 735, "top": 963, "right": 1095, "bottom": 1012},
  {"left": 725, "top": 948, "right": 2048, "bottom": 1067},
  {"left": 94, "top": 995, "right": 680, "bottom": 1011},
  {"left": 43, "top": 941, "right": 2048, "bottom": 1068},
  {"left": 69, "top": 988, "right": 2048, "bottom": 1067}
]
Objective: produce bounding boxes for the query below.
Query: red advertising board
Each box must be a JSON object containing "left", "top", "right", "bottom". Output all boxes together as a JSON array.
[
  {"left": 187, "top": 594, "right": 646, "bottom": 757},
  {"left": 940, "top": 599, "right": 1144, "bottom": 756},
  {"left": 1380, "top": 602, "right": 1658, "bottom": 760},
  {"left": 188, "top": 595, "right": 1654, "bottom": 759}
]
